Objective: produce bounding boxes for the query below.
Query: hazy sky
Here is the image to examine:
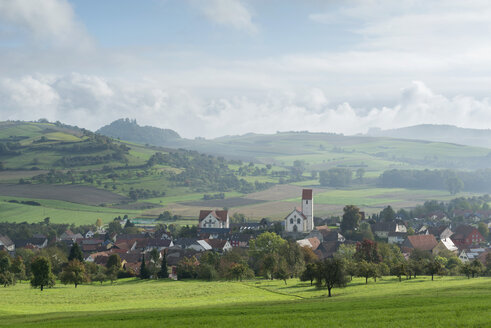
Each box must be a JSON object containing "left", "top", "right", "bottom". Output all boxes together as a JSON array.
[{"left": 1, "top": 0, "right": 491, "bottom": 138}]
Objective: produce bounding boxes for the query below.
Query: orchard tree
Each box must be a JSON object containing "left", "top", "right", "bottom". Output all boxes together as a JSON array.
[
  {"left": 341, "top": 205, "right": 361, "bottom": 232},
  {"left": 30, "top": 256, "right": 55, "bottom": 291},
  {"left": 106, "top": 254, "right": 121, "bottom": 284},
  {"left": 68, "top": 243, "right": 83, "bottom": 262},
  {"left": 60, "top": 260, "right": 87, "bottom": 288},
  {"left": 354, "top": 239, "right": 381, "bottom": 263},
  {"left": 11, "top": 256, "right": 27, "bottom": 282},
  {"left": 0, "top": 252, "right": 15, "bottom": 287},
  {"left": 314, "top": 258, "right": 348, "bottom": 297}
]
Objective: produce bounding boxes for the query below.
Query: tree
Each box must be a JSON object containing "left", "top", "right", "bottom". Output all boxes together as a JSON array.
[
  {"left": 157, "top": 254, "right": 168, "bottom": 279},
  {"left": 279, "top": 240, "right": 305, "bottom": 278},
  {"left": 460, "top": 263, "right": 473, "bottom": 279},
  {"left": 227, "top": 263, "right": 250, "bottom": 281},
  {"left": 446, "top": 176, "right": 463, "bottom": 195},
  {"left": 356, "top": 260, "right": 379, "bottom": 284},
  {"left": 426, "top": 258, "right": 444, "bottom": 281},
  {"left": 106, "top": 254, "right": 121, "bottom": 284},
  {"left": 0, "top": 252, "right": 15, "bottom": 287},
  {"left": 249, "top": 232, "right": 286, "bottom": 277},
  {"left": 341, "top": 205, "right": 361, "bottom": 232},
  {"left": 273, "top": 258, "right": 289, "bottom": 285},
  {"left": 356, "top": 168, "right": 365, "bottom": 182},
  {"left": 470, "top": 259, "right": 484, "bottom": 278},
  {"left": 11, "top": 256, "right": 27, "bottom": 282},
  {"left": 96, "top": 218, "right": 103, "bottom": 229},
  {"left": 319, "top": 168, "right": 352, "bottom": 187},
  {"left": 140, "top": 255, "right": 150, "bottom": 279},
  {"left": 314, "top": 258, "right": 348, "bottom": 297},
  {"left": 30, "top": 256, "right": 55, "bottom": 291},
  {"left": 300, "top": 263, "right": 316, "bottom": 286},
  {"left": 394, "top": 261, "right": 408, "bottom": 282},
  {"left": 60, "top": 260, "right": 87, "bottom": 288},
  {"left": 93, "top": 266, "right": 107, "bottom": 285},
  {"left": 477, "top": 222, "right": 489, "bottom": 240},
  {"left": 380, "top": 206, "right": 396, "bottom": 222},
  {"left": 68, "top": 243, "right": 83, "bottom": 262},
  {"left": 354, "top": 239, "right": 381, "bottom": 263}
]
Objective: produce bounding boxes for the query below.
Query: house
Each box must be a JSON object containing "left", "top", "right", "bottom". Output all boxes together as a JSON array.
[
  {"left": 0, "top": 235, "right": 15, "bottom": 252},
  {"left": 198, "top": 210, "right": 230, "bottom": 229},
  {"left": 197, "top": 228, "right": 231, "bottom": 239},
  {"left": 432, "top": 238, "right": 458, "bottom": 255},
  {"left": 314, "top": 241, "right": 342, "bottom": 260},
  {"left": 401, "top": 234, "right": 438, "bottom": 253},
  {"left": 146, "top": 239, "right": 174, "bottom": 252},
  {"left": 204, "top": 239, "right": 232, "bottom": 252},
  {"left": 296, "top": 237, "right": 321, "bottom": 251},
  {"left": 426, "top": 226, "right": 453, "bottom": 241},
  {"left": 174, "top": 238, "right": 211, "bottom": 252},
  {"left": 160, "top": 232, "right": 173, "bottom": 240},
  {"left": 230, "top": 234, "right": 252, "bottom": 248},
  {"left": 371, "top": 222, "right": 407, "bottom": 239},
  {"left": 14, "top": 237, "right": 48, "bottom": 249},
  {"left": 85, "top": 230, "right": 95, "bottom": 239},
  {"left": 451, "top": 225, "right": 485, "bottom": 248},
  {"left": 388, "top": 232, "right": 406, "bottom": 245},
  {"left": 284, "top": 189, "right": 314, "bottom": 233},
  {"left": 59, "top": 230, "right": 83, "bottom": 242}
]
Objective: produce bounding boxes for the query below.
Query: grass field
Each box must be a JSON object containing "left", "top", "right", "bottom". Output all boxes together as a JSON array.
[
  {"left": 0, "top": 196, "right": 141, "bottom": 225},
  {"left": 0, "top": 277, "right": 489, "bottom": 327}
]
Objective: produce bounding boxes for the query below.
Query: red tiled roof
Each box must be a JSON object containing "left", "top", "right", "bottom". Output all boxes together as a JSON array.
[
  {"left": 199, "top": 210, "right": 228, "bottom": 222},
  {"left": 302, "top": 189, "right": 313, "bottom": 200},
  {"left": 307, "top": 237, "right": 321, "bottom": 251},
  {"left": 406, "top": 234, "right": 438, "bottom": 251}
]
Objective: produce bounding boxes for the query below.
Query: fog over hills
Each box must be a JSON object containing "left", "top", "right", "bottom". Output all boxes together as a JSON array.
[{"left": 366, "top": 124, "right": 491, "bottom": 149}]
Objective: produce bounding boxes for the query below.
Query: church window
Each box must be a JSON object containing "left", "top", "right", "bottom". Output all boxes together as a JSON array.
[
  {"left": 306, "top": 200, "right": 308, "bottom": 204},
  {"left": 290, "top": 218, "right": 293, "bottom": 224},
  {"left": 297, "top": 219, "right": 301, "bottom": 224}
]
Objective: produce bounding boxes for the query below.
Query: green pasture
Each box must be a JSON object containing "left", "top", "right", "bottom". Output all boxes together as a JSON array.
[
  {"left": 0, "top": 277, "right": 489, "bottom": 327},
  {"left": 284, "top": 188, "right": 461, "bottom": 206},
  {"left": 0, "top": 196, "right": 139, "bottom": 225}
]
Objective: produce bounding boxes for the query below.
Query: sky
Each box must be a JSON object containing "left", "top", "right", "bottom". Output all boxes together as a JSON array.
[{"left": 0, "top": 0, "right": 491, "bottom": 138}]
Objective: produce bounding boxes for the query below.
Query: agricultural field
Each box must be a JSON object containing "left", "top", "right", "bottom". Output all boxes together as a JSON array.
[
  {"left": 0, "top": 196, "right": 142, "bottom": 225},
  {"left": 0, "top": 276, "right": 489, "bottom": 327}
]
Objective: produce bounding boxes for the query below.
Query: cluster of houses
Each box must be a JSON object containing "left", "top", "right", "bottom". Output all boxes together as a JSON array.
[{"left": 1, "top": 189, "right": 489, "bottom": 275}]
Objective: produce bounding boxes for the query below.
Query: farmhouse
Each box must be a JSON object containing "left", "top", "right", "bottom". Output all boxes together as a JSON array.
[
  {"left": 401, "top": 234, "right": 438, "bottom": 253},
  {"left": 284, "top": 189, "right": 314, "bottom": 233},
  {"left": 198, "top": 210, "right": 230, "bottom": 229},
  {"left": 451, "top": 225, "right": 484, "bottom": 248},
  {"left": 0, "top": 235, "right": 15, "bottom": 252}
]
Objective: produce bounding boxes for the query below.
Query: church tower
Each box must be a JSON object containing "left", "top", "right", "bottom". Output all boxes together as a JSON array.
[{"left": 302, "top": 189, "right": 314, "bottom": 231}]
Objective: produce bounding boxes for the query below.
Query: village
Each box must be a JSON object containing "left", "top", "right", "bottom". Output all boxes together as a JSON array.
[{"left": 1, "top": 189, "right": 490, "bottom": 283}]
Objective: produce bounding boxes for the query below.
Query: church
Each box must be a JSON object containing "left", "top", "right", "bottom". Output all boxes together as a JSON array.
[{"left": 284, "top": 189, "right": 314, "bottom": 233}]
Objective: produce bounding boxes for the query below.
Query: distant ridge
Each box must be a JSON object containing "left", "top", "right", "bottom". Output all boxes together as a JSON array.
[
  {"left": 366, "top": 124, "right": 491, "bottom": 149},
  {"left": 97, "top": 118, "right": 180, "bottom": 145}
]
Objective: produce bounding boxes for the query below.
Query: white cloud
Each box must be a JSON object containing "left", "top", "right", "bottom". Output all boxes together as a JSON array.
[
  {"left": 1, "top": 74, "right": 491, "bottom": 139},
  {"left": 0, "top": 0, "right": 93, "bottom": 49},
  {"left": 196, "top": 0, "right": 258, "bottom": 34}
]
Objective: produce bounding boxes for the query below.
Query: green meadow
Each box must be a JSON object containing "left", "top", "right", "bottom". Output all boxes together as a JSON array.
[
  {"left": 0, "top": 196, "right": 141, "bottom": 225},
  {"left": 0, "top": 277, "right": 489, "bottom": 327}
]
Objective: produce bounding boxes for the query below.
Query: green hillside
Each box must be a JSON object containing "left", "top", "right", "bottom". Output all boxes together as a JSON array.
[{"left": 0, "top": 277, "right": 489, "bottom": 327}]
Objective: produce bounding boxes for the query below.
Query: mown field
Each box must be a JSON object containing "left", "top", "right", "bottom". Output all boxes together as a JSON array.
[
  {"left": 0, "top": 277, "right": 489, "bottom": 327},
  {"left": 0, "top": 196, "right": 142, "bottom": 225}
]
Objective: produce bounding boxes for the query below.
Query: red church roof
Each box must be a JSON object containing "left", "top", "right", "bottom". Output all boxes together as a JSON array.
[{"left": 302, "top": 189, "right": 313, "bottom": 200}]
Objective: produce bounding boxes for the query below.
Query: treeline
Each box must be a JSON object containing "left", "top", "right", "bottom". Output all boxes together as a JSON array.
[
  {"left": 147, "top": 151, "right": 273, "bottom": 193},
  {"left": 379, "top": 169, "right": 491, "bottom": 193}
]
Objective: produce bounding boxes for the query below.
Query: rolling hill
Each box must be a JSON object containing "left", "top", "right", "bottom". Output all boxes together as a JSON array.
[{"left": 366, "top": 124, "right": 491, "bottom": 149}]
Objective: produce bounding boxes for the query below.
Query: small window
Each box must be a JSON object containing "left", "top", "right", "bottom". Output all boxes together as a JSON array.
[
  {"left": 297, "top": 219, "right": 301, "bottom": 224},
  {"left": 306, "top": 200, "right": 308, "bottom": 204},
  {"left": 290, "top": 218, "right": 293, "bottom": 224}
]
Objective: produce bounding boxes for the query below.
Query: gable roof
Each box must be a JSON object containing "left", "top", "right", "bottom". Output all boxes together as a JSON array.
[
  {"left": 0, "top": 235, "right": 14, "bottom": 246},
  {"left": 204, "top": 239, "right": 229, "bottom": 250},
  {"left": 302, "top": 189, "right": 313, "bottom": 200},
  {"left": 452, "top": 225, "right": 478, "bottom": 239},
  {"left": 284, "top": 208, "right": 307, "bottom": 220},
  {"left": 406, "top": 234, "right": 438, "bottom": 251},
  {"left": 199, "top": 210, "right": 228, "bottom": 222}
]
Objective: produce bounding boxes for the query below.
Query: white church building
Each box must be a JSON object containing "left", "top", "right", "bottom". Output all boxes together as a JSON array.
[{"left": 284, "top": 189, "right": 314, "bottom": 233}]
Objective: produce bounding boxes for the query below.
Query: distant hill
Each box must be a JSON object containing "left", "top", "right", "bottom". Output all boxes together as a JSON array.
[
  {"left": 97, "top": 118, "right": 180, "bottom": 145},
  {"left": 366, "top": 124, "right": 491, "bottom": 149}
]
